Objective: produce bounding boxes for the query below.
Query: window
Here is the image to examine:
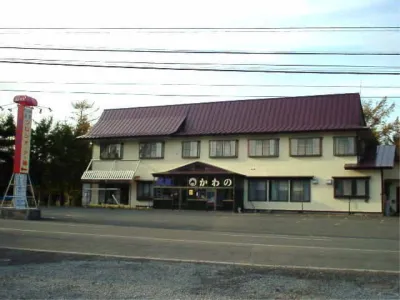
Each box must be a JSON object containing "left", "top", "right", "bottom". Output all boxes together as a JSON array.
[
  {"left": 248, "top": 178, "right": 311, "bottom": 202},
  {"left": 270, "top": 180, "right": 289, "bottom": 202},
  {"left": 248, "top": 139, "right": 279, "bottom": 157},
  {"left": 100, "top": 143, "right": 123, "bottom": 159},
  {"left": 334, "top": 177, "right": 369, "bottom": 199},
  {"left": 290, "top": 138, "right": 322, "bottom": 156},
  {"left": 137, "top": 181, "right": 154, "bottom": 200},
  {"left": 209, "top": 140, "right": 238, "bottom": 158},
  {"left": 182, "top": 141, "right": 200, "bottom": 158},
  {"left": 334, "top": 137, "right": 356, "bottom": 156},
  {"left": 248, "top": 180, "right": 267, "bottom": 201},
  {"left": 139, "top": 142, "right": 164, "bottom": 159},
  {"left": 98, "top": 183, "right": 129, "bottom": 205},
  {"left": 290, "top": 180, "right": 311, "bottom": 202}
]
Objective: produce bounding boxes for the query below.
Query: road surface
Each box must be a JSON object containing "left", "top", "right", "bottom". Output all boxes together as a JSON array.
[{"left": 0, "top": 208, "right": 398, "bottom": 272}]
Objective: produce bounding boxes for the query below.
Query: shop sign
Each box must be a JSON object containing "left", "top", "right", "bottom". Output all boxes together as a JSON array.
[
  {"left": 155, "top": 177, "right": 173, "bottom": 186},
  {"left": 187, "top": 177, "right": 233, "bottom": 187}
]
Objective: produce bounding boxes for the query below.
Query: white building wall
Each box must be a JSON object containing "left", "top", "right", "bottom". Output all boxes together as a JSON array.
[{"left": 88, "top": 132, "right": 383, "bottom": 212}]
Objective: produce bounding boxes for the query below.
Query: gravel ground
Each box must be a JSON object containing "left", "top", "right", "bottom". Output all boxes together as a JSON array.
[{"left": 0, "top": 249, "right": 399, "bottom": 300}]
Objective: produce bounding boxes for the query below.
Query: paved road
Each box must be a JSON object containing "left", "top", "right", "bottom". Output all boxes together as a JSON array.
[
  {"left": 40, "top": 207, "right": 400, "bottom": 239},
  {"left": 0, "top": 208, "right": 399, "bottom": 273}
]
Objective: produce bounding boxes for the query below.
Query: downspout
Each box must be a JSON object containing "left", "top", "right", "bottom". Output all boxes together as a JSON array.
[{"left": 380, "top": 168, "right": 385, "bottom": 216}]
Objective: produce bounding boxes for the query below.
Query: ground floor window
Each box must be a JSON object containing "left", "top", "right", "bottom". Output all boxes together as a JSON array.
[
  {"left": 270, "top": 180, "right": 289, "bottom": 202},
  {"left": 248, "top": 178, "right": 311, "bottom": 202},
  {"left": 334, "top": 177, "right": 369, "bottom": 199},
  {"left": 98, "top": 183, "right": 130, "bottom": 205},
  {"left": 290, "top": 180, "right": 311, "bottom": 202},
  {"left": 137, "top": 181, "right": 154, "bottom": 200},
  {"left": 248, "top": 180, "right": 267, "bottom": 202}
]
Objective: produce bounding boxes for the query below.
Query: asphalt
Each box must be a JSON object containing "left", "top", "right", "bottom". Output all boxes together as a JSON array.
[
  {"left": 1, "top": 249, "right": 399, "bottom": 299},
  {"left": 40, "top": 207, "right": 400, "bottom": 239},
  {"left": 0, "top": 207, "right": 399, "bottom": 272}
]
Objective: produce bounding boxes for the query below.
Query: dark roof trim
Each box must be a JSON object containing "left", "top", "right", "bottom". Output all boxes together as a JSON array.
[
  {"left": 152, "top": 161, "right": 243, "bottom": 177},
  {"left": 332, "top": 176, "right": 372, "bottom": 179},
  {"left": 344, "top": 164, "right": 393, "bottom": 170},
  {"left": 78, "top": 126, "right": 369, "bottom": 140},
  {"left": 246, "top": 176, "right": 315, "bottom": 179}
]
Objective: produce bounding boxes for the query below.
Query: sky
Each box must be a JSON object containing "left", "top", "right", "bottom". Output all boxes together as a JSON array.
[{"left": 0, "top": 0, "right": 399, "bottom": 123}]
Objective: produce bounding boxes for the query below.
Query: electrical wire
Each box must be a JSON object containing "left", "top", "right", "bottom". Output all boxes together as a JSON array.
[
  {"left": 0, "top": 80, "right": 399, "bottom": 89},
  {"left": 1, "top": 59, "right": 399, "bottom": 75},
  {"left": 2, "top": 58, "right": 398, "bottom": 69},
  {"left": 0, "top": 26, "right": 398, "bottom": 31},
  {"left": 0, "top": 45, "right": 399, "bottom": 56},
  {"left": 0, "top": 88, "right": 398, "bottom": 98}
]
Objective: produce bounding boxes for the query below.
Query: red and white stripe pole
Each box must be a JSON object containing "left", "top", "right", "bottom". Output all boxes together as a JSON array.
[{"left": 12, "top": 95, "right": 37, "bottom": 209}]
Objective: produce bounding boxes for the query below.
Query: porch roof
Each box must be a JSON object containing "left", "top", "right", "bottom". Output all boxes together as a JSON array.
[
  {"left": 345, "top": 145, "right": 396, "bottom": 170},
  {"left": 81, "top": 170, "right": 136, "bottom": 181}
]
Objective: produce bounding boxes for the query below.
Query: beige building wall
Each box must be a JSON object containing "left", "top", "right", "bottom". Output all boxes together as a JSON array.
[{"left": 88, "top": 131, "right": 384, "bottom": 212}]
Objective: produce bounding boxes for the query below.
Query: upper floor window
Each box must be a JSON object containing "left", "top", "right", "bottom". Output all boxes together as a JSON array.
[
  {"left": 334, "top": 177, "right": 369, "bottom": 199},
  {"left": 248, "top": 139, "right": 279, "bottom": 157},
  {"left": 334, "top": 137, "right": 356, "bottom": 156},
  {"left": 139, "top": 142, "right": 164, "bottom": 159},
  {"left": 209, "top": 140, "right": 238, "bottom": 158},
  {"left": 182, "top": 141, "right": 200, "bottom": 158},
  {"left": 290, "top": 137, "right": 322, "bottom": 157},
  {"left": 100, "top": 143, "right": 123, "bottom": 160}
]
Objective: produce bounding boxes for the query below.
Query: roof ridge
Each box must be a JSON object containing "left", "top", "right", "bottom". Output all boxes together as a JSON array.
[{"left": 103, "top": 92, "right": 360, "bottom": 112}]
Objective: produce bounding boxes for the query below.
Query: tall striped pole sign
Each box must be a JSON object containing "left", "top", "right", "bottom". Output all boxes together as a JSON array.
[{"left": 1, "top": 96, "right": 38, "bottom": 209}]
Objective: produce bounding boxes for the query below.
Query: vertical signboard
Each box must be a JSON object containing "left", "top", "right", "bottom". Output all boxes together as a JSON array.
[
  {"left": 13, "top": 105, "right": 33, "bottom": 174},
  {"left": 13, "top": 173, "right": 28, "bottom": 209}
]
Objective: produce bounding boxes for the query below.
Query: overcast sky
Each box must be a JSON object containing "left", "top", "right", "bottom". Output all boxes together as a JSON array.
[{"left": 0, "top": 0, "right": 399, "bottom": 123}]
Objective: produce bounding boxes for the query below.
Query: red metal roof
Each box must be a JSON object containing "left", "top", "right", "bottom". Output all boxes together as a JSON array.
[{"left": 83, "top": 93, "right": 366, "bottom": 139}]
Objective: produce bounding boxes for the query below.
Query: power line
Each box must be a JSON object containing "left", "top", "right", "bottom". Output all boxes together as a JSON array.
[
  {"left": 0, "top": 88, "right": 398, "bottom": 98},
  {"left": 0, "top": 80, "right": 399, "bottom": 89},
  {"left": 0, "top": 45, "right": 399, "bottom": 56},
  {"left": 1, "top": 60, "right": 399, "bottom": 75},
  {"left": 0, "top": 26, "right": 398, "bottom": 31},
  {"left": 2, "top": 58, "right": 398, "bottom": 69}
]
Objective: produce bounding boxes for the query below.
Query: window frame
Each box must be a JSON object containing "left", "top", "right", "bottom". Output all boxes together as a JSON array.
[
  {"left": 290, "top": 137, "right": 323, "bottom": 157},
  {"left": 269, "top": 179, "right": 290, "bottom": 202},
  {"left": 137, "top": 181, "right": 154, "bottom": 200},
  {"left": 333, "top": 136, "right": 357, "bottom": 156},
  {"left": 248, "top": 139, "right": 279, "bottom": 158},
  {"left": 333, "top": 177, "right": 370, "bottom": 199},
  {"left": 99, "top": 142, "right": 123, "bottom": 160},
  {"left": 247, "top": 178, "right": 311, "bottom": 203},
  {"left": 181, "top": 141, "right": 201, "bottom": 159},
  {"left": 139, "top": 141, "right": 165, "bottom": 159},
  {"left": 290, "top": 179, "right": 311, "bottom": 203},
  {"left": 248, "top": 179, "right": 268, "bottom": 202},
  {"left": 209, "top": 140, "right": 238, "bottom": 158}
]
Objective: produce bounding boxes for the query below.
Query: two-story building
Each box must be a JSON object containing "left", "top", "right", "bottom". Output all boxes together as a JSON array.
[{"left": 79, "top": 93, "right": 399, "bottom": 215}]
